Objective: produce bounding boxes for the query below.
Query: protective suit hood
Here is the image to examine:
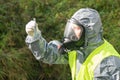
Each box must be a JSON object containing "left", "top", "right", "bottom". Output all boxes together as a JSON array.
[{"left": 67, "top": 8, "right": 104, "bottom": 58}]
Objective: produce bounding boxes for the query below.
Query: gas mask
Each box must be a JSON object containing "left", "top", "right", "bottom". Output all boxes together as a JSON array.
[{"left": 63, "top": 20, "right": 83, "bottom": 44}]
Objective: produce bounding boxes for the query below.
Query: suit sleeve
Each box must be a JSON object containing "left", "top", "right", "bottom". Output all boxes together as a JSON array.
[
  {"left": 94, "top": 56, "right": 120, "bottom": 80},
  {"left": 25, "top": 31, "right": 68, "bottom": 64}
]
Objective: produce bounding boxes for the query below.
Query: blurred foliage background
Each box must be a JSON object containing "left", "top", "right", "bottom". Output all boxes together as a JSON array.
[{"left": 0, "top": 0, "right": 120, "bottom": 80}]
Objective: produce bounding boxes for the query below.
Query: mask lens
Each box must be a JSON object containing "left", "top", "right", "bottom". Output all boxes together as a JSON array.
[{"left": 64, "top": 20, "right": 80, "bottom": 43}]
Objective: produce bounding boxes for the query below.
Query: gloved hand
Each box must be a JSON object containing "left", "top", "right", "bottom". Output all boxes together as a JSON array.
[{"left": 25, "top": 18, "right": 40, "bottom": 37}]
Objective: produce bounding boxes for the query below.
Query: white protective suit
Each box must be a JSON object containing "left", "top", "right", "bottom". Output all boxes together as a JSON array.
[{"left": 25, "top": 8, "right": 120, "bottom": 80}]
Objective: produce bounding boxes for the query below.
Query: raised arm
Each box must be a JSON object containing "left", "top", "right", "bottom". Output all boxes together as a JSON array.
[{"left": 25, "top": 19, "right": 68, "bottom": 64}]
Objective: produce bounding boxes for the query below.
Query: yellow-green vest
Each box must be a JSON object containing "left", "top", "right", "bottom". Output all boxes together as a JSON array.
[{"left": 68, "top": 40, "right": 120, "bottom": 80}]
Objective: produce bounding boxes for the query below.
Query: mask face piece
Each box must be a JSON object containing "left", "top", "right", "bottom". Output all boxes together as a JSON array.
[{"left": 63, "top": 20, "right": 83, "bottom": 43}]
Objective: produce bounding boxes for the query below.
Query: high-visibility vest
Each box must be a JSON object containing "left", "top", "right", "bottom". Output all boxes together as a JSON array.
[{"left": 68, "top": 40, "right": 120, "bottom": 80}]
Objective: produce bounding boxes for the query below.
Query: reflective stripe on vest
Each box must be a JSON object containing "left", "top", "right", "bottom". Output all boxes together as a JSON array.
[{"left": 68, "top": 40, "right": 120, "bottom": 80}]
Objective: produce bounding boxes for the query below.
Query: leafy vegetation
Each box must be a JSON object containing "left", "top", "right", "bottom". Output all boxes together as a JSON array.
[{"left": 0, "top": 0, "right": 120, "bottom": 80}]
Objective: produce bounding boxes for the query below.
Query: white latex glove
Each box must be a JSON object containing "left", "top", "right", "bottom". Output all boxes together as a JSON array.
[{"left": 25, "top": 19, "right": 39, "bottom": 37}]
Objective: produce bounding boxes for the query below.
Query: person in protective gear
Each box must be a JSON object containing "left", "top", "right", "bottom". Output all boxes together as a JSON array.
[{"left": 25, "top": 8, "right": 120, "bottom": 80}]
